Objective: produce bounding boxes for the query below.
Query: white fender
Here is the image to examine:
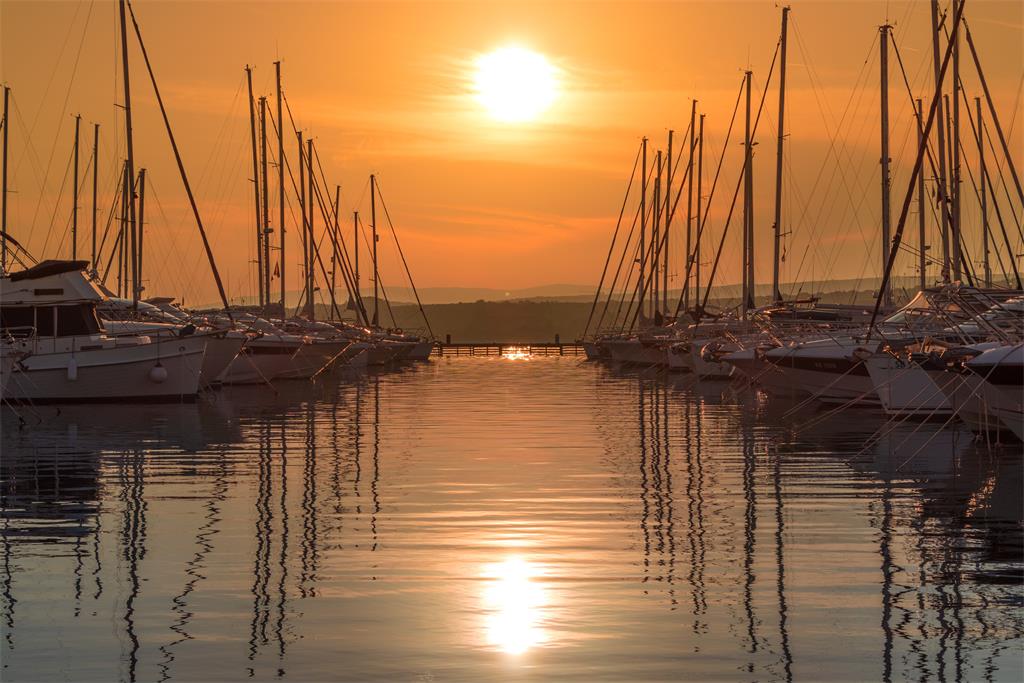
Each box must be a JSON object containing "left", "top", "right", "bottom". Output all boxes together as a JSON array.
[
  {"left": 149, "top": 362, "right": 168, "bottom": 383},
  {"left": 67, "top": 357, "right": 78, "bottom": 381}
]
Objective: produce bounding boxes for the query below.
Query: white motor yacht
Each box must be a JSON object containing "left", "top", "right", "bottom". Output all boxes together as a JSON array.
[{"left": 1, "top": 261, "right": 205, "bottom": 402}]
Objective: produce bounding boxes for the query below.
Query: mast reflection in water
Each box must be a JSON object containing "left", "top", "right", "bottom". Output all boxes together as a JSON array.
[{"left": 1, "top": 357, "right": 1021, "bottom": 681}]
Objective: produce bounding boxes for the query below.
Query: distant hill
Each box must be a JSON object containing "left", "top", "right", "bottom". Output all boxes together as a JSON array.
[
  {"left": 308, "top": 283, "right": 938, "bottom": 343},
  {"left": 205, "top": 275, "right": 939, "bottom": 309}
]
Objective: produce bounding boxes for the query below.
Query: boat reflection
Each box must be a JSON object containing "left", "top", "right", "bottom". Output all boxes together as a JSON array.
[
  {"left": 481, "top": 557, "right": 547, "bottom": 654},
  {"left": 1, "top": 359, "right": 1020, "bottom": 680}
]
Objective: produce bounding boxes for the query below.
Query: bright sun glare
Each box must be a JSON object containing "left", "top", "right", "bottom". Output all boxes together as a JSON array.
[
  {"left": 474, "top": 46, "right": 558, "bottom": 123},
  {"left": 482, "top": 557, "right": 546, "bottom": 654}
]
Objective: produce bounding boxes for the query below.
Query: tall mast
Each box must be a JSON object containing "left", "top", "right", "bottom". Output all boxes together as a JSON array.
[
  {"left": 245, "top": 66, "right": 263, "bottom": 307},
  {"left": 917, "top": 99, "right": 927, "bottom": 291},
  {"left": 332, "top": 184, "right": 340, "bottom": 311},
  {"left": 930, "top": 0, "right": 951, "bottom": 280},
  {"left": 771, "top": 6, "right": 789, "bottom": 304},
  {"left": 259, "top": 96, "right": 271, "bottom": 308},
  {"left": 695, "top": 113, "right": 704, "bottom": 308},
  {"left": 879, "top": 24, "right": 893, "bottom": 308},
  {"left": 652, "top": 150, "right": 661, "bottom": 318},
  {"left": 944, "top": 96, "right": 955, "bottom": 274},
  {"left": 639, "top": 137, "right": 647, "bottom": 322},
  {"left": 136, "top": 167, "right": 146, "bottom": 302},
  {"left": 307, "top": 137, "right": 315, "bottom": 320},
  {"left": 686, "top": 101, "right": 696, "bottom": 313},
  {"left": 125, "top": 0, "right": 232, "bottom": 317},
  {"left": 353, "top": 210, "right": 360, "bottom": 295},
  {"left": 72, "top": 114, "right": 80, "bottom": 260},
  {"left": 370, "top": 173, "right": 379, "bottom": 327},
  {"left": 119, "top": 165, "right": 129, "bottom": 297},
  {"left": 91, "top": 123, "right": 99, "bottom": 271},
  {"left": 664, "top": 128, "right": 673, "bottom": 316},
  {"left": 950, "top": 0, "right": 962, "bottom": 282},
  {"left": 297, "top": 130, "right": 306, "bottom": 316},
  {"left": 977, "top": 97, "right": 990, "bottom": 286},
  {"left": 1, "top": 85, "right": 8, "bottom": 273},
  {"left": 742, "top": 70, "right": 754, "bottom": 319},
  {"left": 275, "top": 61, "right": 285, "bottom": 311},
  {"left": 118, "top": 0, "right": 138, "bottom": 311}
]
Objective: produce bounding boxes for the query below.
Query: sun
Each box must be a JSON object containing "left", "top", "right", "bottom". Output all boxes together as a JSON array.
[{"left": 473, "top": 46, "right": 558, "bottom": 123}]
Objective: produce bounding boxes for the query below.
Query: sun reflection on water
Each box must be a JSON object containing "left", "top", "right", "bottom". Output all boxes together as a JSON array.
[
  {"left": 482, "top": 557, "right": 546, "bottom": 654},
  {"left": 501, "top": 346, "right": 532, "bottom": 361}
]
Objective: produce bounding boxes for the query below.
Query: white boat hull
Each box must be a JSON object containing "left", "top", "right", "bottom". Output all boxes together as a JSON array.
[
  {"left": 4, "top": 336, "right": 205, "bottom": 403},
  {"left": 766, "top": 347, "right": 879, "bottom": 406},
  {"left": 604, "top": 339, "right": 668, "bottom": 366},
  {"left": 865, "top": 356, "right": 952, "bottom": 417},
  {"left": 405, "top": 341, "right": 435, "bottom": 361},
  {"left": 203, "top": 334, "right": 247, "bottom": 386},
  {"left": 220, "top": 341, "right": 299, "bottom": 385},
  {"left": 277, "top": 340, "right": 350, "bottom": 379}
]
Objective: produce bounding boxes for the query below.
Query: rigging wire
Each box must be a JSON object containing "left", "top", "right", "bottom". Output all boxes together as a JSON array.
[
  {"left": 374, "top": 180, "right": 435, "bottom": 339},
  {"left": 581, "top": 142, "right": 642, "bottom": 339}
]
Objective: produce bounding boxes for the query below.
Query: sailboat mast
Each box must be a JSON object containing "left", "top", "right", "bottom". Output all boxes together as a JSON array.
[
  {"left": 307, "top": 137, "right": 315, "bottom": 320},
  {"left": 260, "top": 96, "right": 271, "bottom": 308},
  {"left": 137, "top": 167, "right": 146, "bottom": 298},
  {"left": 91, "top": 123, "right": 99, "bottom": 271},
  {"left": 639, "top": 137, "right": 647, "bottom": 322},
  {"left": 771, "top": 6, "right": 789, "bottom": 304},
  {"left": 371, "top": 173, "right": 379, "bottom": 327},
  {"left": 653, "top": 150, "right": 661, "bottom": 318},
  {"left": 917, "top": 99, "right": 927, "bottom": 291},
  {"left": 686, "top": 101, "right": 696, "bottom": 313},
  {"left": 0, "top": 85, "right": 7, "bottom": 273},
  {"left": 742, "top": 70, "right": 754, "bottom": 319},
  {"left": 879, "top": 24, "right": 893, "bottom": 308},
  {"left": 930, "top": 0, "right": 951, "bottom": 279},
  {"left": 977, "top": 97, "right": 990, "bottom": 286},
  {"left": 332, "top": 184, "right": 340, "bottom": 311},
  {"left": 275, "top": 61, "right": 285, "bottom": 311},
  {"left": 664, "top": 129, "right": 673, "bottom": 316},
  {"left": 696, "top": 113, "right": 704, "bottom": 307},
  {"left": 298, "top": 130, "right": 306, "bottom": 316},
  {"left": 353, "top": 210, "right": 360, "bottom": 294},
  {"left": 72, "top": 114, "right": 80, "bottom": 260},
  {"left": 119, "top": 165, "right": 129, "bottom": 297},
  {"left": 118, "top": 0, "right": 138, "bottom": 309},
  {"left": 245, "top": 66, "right": 263, "bottom": 307},
  {"left": 950, "top": 0, "right": 962, "bottom": 282}
]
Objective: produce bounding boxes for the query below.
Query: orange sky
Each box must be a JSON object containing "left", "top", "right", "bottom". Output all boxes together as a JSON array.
[{"left": 1, "top": 0, "right": 1021, "bottom": 305}]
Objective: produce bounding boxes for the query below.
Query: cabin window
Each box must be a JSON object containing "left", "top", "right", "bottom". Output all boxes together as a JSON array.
[
  {"left": 35, "top": 306, "right": 56, "bottom": 336},
  {"left": 57, "top": 304, "right": 102, "bottom": 336},
  {"left": 0, "top": 306, "right": 35, "bottom": 337}
]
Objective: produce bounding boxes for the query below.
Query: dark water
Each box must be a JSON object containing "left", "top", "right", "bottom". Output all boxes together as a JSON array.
[{"left": 1, "top": 356, "right": 1021, "bottom": 682}]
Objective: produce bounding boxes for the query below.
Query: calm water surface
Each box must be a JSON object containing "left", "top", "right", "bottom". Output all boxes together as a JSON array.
[{"left": 1, "top": 356, "right": 1021, "bottom": 681}]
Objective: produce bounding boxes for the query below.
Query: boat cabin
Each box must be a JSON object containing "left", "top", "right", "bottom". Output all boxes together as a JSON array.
[{"left": 1, "top": 260, "right": 105, "bottom": 338}]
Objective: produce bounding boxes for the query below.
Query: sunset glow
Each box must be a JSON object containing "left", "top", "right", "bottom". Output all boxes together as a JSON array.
[{"left": 473, "top": 46, "right": 558, "bottom": 123}]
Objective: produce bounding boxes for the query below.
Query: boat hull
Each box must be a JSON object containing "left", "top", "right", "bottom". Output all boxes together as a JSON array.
[
  {"left": 766, "top": 347, "right": 879, "bottom": 406},
  {"left": 604, "top": 339, "right": 668, "bottom": 366},
  {"left": 220, "top": 341, "right": 299, "bottom": 385},
  {"left": 865, "top": 355, "right": 952, "bottom": 417},
  {"left": 203, "top": 334, "right": 247, "bottom": 386},
  {"left": 405, "top": 341, "right": 435, "bottom": 361},
  {"left": 277, "top": 340, "right": 351, "bottom": 379},
  {"left": 4, "top": 336, "right": 205, "bottom": 403}
]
